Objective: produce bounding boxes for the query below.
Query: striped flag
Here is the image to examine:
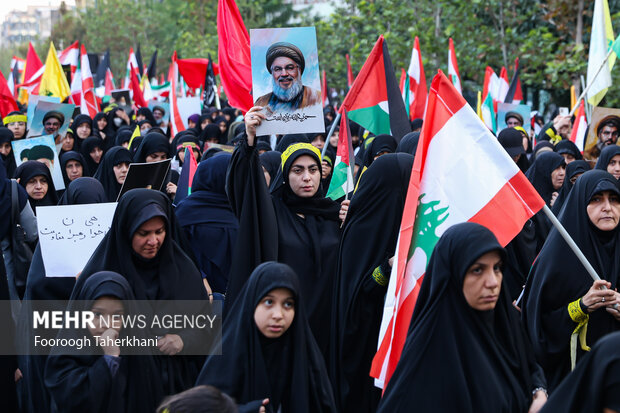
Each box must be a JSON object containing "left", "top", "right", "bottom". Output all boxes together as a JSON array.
[
  {"left": 57, "top": 40, "right": 79, "bottom": 80},
  {"left": 570, "top": 99, "right": 588, "bottom": 152},
  {"left": 370, "top": 70, "right": 545, "bottom": 389},
  {"left": 326, "top": 109, "right": 355, "bottom": 200},
  {"left": 173, "top": 146, "right": 199, "bottom": 205},
  {"left": 480, "top": 66, "right": 499, "bottom": 132},
  {"left": 123, "top": 47, "right": 140, "bottom": 89},
  {"left": 404, "top": 36, "right": 427, "bottom": 120},
  {"left": 17, "top": 42, "right": 44, "bottom": 102},
  {"left": 587, "top": 0, "right": 615, "bottom": 106},
  {"left": 346, "top": 53, "right": 354, "bottom": 88},
  {"left": 504, "top": 58, "right": 523, "bottom": 104},
  {"left": 168, "top": 52, "right": 185, "bottom": 136},
  {"left": 80, "top": 44, "right": 99, "bottom": 117},
  {"left": 498, "top": 66, "right": 510, "bottom": 102},
  {"left": 447, "top": 38, "right": 461, "bottom": 94}
]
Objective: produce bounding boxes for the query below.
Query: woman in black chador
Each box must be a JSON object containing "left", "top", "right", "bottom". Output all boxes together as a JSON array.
[
  {"left": 523, "top": 170, "right": 620, "bottom": 391},
  {"left": 196, "top": 262, "right": 337, "bottom": 413},
  {"left": 226, "top": 107, "right": 342, "bottom": 358},
  {"left": 378, "top": 222, "right": 547, "bottom": 412}
]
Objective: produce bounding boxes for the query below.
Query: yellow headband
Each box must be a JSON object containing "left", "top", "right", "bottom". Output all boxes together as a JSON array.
[
  {"left": 3, "top": 114, "right": 26, "bottom": 125},
  {"left": 514, "top": 126, "right": 527, "bottom": 135},
  {"left": 281, "top": 142, "right": 321, "bottom": 170}
]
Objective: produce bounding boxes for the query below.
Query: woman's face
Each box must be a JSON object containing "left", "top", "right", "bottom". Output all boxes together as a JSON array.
[
  {"left": 287, "top": 155, "right": 320, "bottom": 198},
  {"left": 61, "top": 133, "right": 75, "bottom": 151},
  {"left": 607, "top": 155, "right": 620, "bottom": 180},
  {"left": 131, "top": 216, "right": 166, "bottom": 259},
  {"left": 329, "top": 131, "right": 339, "bottom": 147},
  {"left": 0, "top": 142, "right": 11, "bottom": 157},
  {"left": 7, "top": 121, "right": 25, "bottom": 139},
  {"left": 561, "top": 153, "right": 576, "bottom": 164},
  {"left": 140, "top": 122, "right": 152, "bottom": 133},
  {"left": 146, "top": 151, "right": 167, "bottom": 163},
  {"left": 551, "top": 165, "right": 566, "bottom": 190},
  {"left": 65, "top": 160, "right": 83, "bottom": 181},
  {"left": 462, "top": 250, "right": 502, "bottom": 311},
  {"left": 201, "top": 118, "right": 210, "bottom": 129},
  {"left": 587, "top": 190, "right": 620, "bottom": 231},
  {"left": 97, "top": 117, "right": 107, "bottom": 130},
  {"left": 25, "top": 175, "right": 48, "bottom": 200},
  {"left": 88, "top": 296, "right": 124, "bottom": 337},
  {"left": 321, "top": 160, "right": 332, "bottom": 179},
  {"left": 254, "top": 287, "right": 295, "bottom": 339},
  {"left": 113, "top": 162, "right": 129, "bottom": 184},
  {"left": 218, "top": 121, "right": 227, "bottom": 134},
  {"left": 311, "top": 135, "right": 325, "bottom": 150},
  {"left": 90, "top": 147, "right": 103, "bottom": 164},
  {"left": 76, "top": 123, "right": 91, "bottom": 139}
]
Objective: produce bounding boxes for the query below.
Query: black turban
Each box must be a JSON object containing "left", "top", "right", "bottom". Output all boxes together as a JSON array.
[
  {"left": 265, "top": 42, "right": 305, "bottom": 74},
  {"left": 42, "top": 111, "right": 65, "bottom": 125}
]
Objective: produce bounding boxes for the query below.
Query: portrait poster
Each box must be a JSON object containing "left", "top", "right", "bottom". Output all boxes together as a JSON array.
[
  {"left": 148, "top": 100, "right": 170, "bottom": 123},
  {"left": 111, "top": 89, "right": 131, "bottom": 108},
  {"left": 250, "top": 26, "right": 324, "bottom": 135},
  {"left": 12, "top": 134, "right": 65, "bottom": 190},
  {"left": 584, "top": 107, "right": 620, "bottom": 159},
  {"left": 26, "top": 95, "right": 60, "bottom": 130},
  {"left": 27, "top": 101, "right": 74, "bottom": 139},
  {"left": 496, "top": 103, "right": 531, "bottom": 133}
]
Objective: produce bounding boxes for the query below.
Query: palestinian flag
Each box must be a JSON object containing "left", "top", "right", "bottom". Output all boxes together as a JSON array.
[
  {"left": 504, "top": 58, "right": 523, "bottom": 104},
  {"left": 370, "top": 70, "right": 545, "bottom": 389},
  {"left": 326, "top": 109, "right": 355, "bottom": 200},
  {"left": 174, "top": 146, "right": 198, "bottom": 205},
  {"left": 341, "top": 35, "right": 411, "bottom": 140}
]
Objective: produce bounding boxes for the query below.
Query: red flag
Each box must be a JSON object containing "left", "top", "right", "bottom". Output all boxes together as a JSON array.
[
  {"left": 104, "top": 69, "right": 115, "bottom": 96},
  {"left": 168, "top": 52, "right": 185, "bottom": 136},
  {"left": 0, "top": 70, "right": 19, "bottom": 117},
  {"left": 177, "top": 58, "right": 219, "bottom": 89},
  {"left": 80, "top": 44, "right": 100, "bottom": 117},
  {"left": 217, "top": 0, "right": 253, "bottom": 111},
  {"left": 321, "top": 69, "right": 328, "bottom": 107},
  {"left": 405, "top": 36, "right": 427, "bottom": 120},
  {"left": 18, "top": 42, "right": 44, "bottom": 95},
  {"left": 570, "top": 99, "right": 588, "bottom": 151},
  {"left": 58, "top": 40, "right": 79, "bottom": 80},
  {"left": 504, "top": 57, "right": 523, "bottom": 104},
  {"left": 346, "top": 53, "right": 354, "bottom": 88},
  {"left": 498, "top": 66, "right": 510, "bottom": 102},
  {"left": 130, "top": 63, "right": 147, "bottom": 108}
]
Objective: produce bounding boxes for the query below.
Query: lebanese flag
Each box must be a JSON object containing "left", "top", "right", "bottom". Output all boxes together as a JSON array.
[
  {"left": 504, "top": 57, "right": 523, "bottom": 104},
  {"left": 80, "top": 44, "right": 99, "bottom": 117},
  {"left": 217, "top": 0, "right": 253, "bottom": 112},
  {"left": 58, "top": 40, "right": 79, "bottom": 80},
  {"left": 18, "top": 42, "right": 44, "bottom": 98},
  {"left": 168, "top": 52, "right": 185, "bottom": 136},
  {"left": 570, "top": 99, "right": 588, "bottom": 152},
  {"left": 448, "top": 38, "right": 461, "bottom": 94},
  {"left": 346, "top": 53, "right": 354, "bottom": 88},
  {"left": 69, "top": 66, "right": 82, "bottom": 106},
  {"left": 341, "top": 35, "right": 411, "bottom": 140},
  {"left": 321, "top": 69, "right": 328, "bottom": 107},
  {"left": 498, "top": 66, "right": 510, "bottom": 102},
  {"left": 326, "top": 109, "right": 355, "bottom": 200},
  {"left": 0, "top": 70, "right": 19, "bottom": 117},
  {"left": 104, "top": 68, "right": 115, "bottom": 96},
  {"left": 405, "top": 36, "right": 427, "bottom": 120},
  {"left": 123, "top": 47, "right": 140, "bottom": 89},
  {"left": 370, "top": 70, "right": 545, "bottom": 389}
]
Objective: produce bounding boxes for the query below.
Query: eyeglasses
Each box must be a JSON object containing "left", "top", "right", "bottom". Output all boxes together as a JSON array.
[{"left": 271, "top": 64, "right": 299, "bottom": 75}]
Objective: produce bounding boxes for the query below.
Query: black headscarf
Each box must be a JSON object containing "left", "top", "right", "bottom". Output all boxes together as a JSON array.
[
  {"left": 58, "top": 177, "right": 106, "bottom": 205},
  {"left": 45, "top": 271, "right": 164, "bottom": 413},
  {"left": 362, "top": 134, "right": 397, "bottom": 168},
  {"left": 137, "top": 107, "right": 157, "bottom": 126},
  {"left": 0, "top": 157, "right": 22, "bottom": 240},
  {"left": 199, "top": 124, "right": 222, "bottom": 145},
  {"left": 93, "top": 147, "right": 133, "bottom": 202},
  {"left": 525, "top": 151, "right": 566, "bottom": 205},
  {"left": 532, "top": 141, "right": 554, "bottom": 160},
  {"left": 331, "top": 153, "right": 413, "bottom": 412},
  {"left": 80, "top": 136, "right": 105, "bottom": 175},
  {"left": 554, "top": 139, "right": 583, "bottom": 161},
  {"left": 378, "top": 223, "right": 544, "bottom": 412},
  {"left": 175, "top": 135, "right": 202, "bottom": 166},
  {"left": 60, "top": 151, "right": 89, "bottom": 186},
  {"left": 594, "top": 144, "right": 620, "bottom": 172},
  {"left": 259, "top": 151, "right": 282, "bottom": 183},
  {"left": 114, "top": 127, "right": 133, "bottom": 147},
  {"left": 14, "top": 160, "right": 58, "bottom": 211},
  {"left": 522, "top": 170, "right": 620, "bottom": 390},
  {"left": 133, "top": 132, "right": 170, "bottom": 163},
  {"left": 551, "top": 159, "right": 591, "bottom": 215},
  {"left": 395, "top": 131, "right": 419, "bottom": 156},
  {"left": 196, "top": 262, "right": 337, "bottom": 413},
  {"left": 72, "top": 114, "right": 93, "bottom": 147},
  {"left": 0, "top": 127, "right": 16, "bottom": 177},
  {"left": 175, "top": 153, "right": 239, "bottom": 294},
  {"left": 275, "top": 134, "right": 309, "bottom": 153},
  {"left": 539, "top": 331, "right": 620, "bottom": 413}
]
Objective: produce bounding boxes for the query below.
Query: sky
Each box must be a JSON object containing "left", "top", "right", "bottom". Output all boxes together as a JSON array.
[{"left": 0, "top": 0, "right": 76, "bottom": 25}]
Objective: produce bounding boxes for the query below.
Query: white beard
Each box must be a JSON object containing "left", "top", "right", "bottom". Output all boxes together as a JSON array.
[{"left": 271, "top": 76, "right": 303, "bottom": 102}]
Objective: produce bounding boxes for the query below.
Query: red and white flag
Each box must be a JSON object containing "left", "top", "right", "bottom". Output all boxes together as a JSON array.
[
  {"left": 404, "top": 36, "right": 427, "bottom": 120},
  {"left": 57, "top": 40, "right": 79, "bottom": 80},
  {"left": 346, "top": 53, "right": 354, "bottom": 88},
  {"left": 80, "top": 44, "right": 99, "bottom": 117},
  {"left": 168, "top": 52, "right": 185, "bottom": 136},
  {"left": 7, "top": 56, "right": 24, "bottom": 97},
  {"left": 448, "top": 38, "right": 461, "bottom": 94},
  {"left": 498, "top": 66, "right": 510, "bottom": 102},
  {"left": 123, "top": 47, "right": 140, "bottom": 89},
  {"left": 69, "top": 65, "right": 82, "bottom": 106},
  {"left": 370, "top": 70, "right": 545, "bottom": 389},
  {"left": 570, "top": 99, "right": 588, "bottom": 152},
  {"left": 321, "top": 69, "right": 328, "bottom": 107}
]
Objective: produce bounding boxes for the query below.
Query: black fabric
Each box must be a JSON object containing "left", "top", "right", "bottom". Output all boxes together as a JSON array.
[
  {"left": 14, "top": 160, "right": 58, "bottom": 212},
  {"left": 0, "top": 238, "right": 18, "bottom": 411},
  {"left": 0, "top": 157, "right": 13, "bottom": 240},
  {"left": 395, "top": 131, "right": 419, "bottom": 156},
  {"left": 533, "top": 141, "right": 554, "bottom": 159},
  {"left": 378, "top": 223, "right": 545, "bottom": 412},
  {"left": 196, "top": 262, "right": 337, "bottom": 413},
  {"left": 60, "top": 151, "right": 89, "bottom": 186},
  {"left": 540, "top": 331, "right": 620, "bottom": 413},
  {"left": 175, "top": 153, "right": 239, "bottom": 293},
  {"left": 274, "top": 134, "right": 309, "bottom": 153},
  {"left": 44, "top": 271, "right": 164, "bottom": 413},
  {"left": 331, "top": 153, "right": 413, "bottom": 412},
  {"left": 554, "top": 139, "right": 583, "bottom": 160},
  {"left": 132, "top": 132, "right": 170, "bottom": 163},
  {"left": 226, "top": 139, "right": 341, "bottom": 358},
  {"left": 137, "top": 107, "right": 157, "bottom": 126},
  {"left": 522, "top": 170, "right": 620, "bottom": 391},
  {"left": 93, "top": 147, "right": 132, "bottom": 202},
  {"left": 551, "top": 160, "right": 591, "bottom": 215},
  {"left": 58, "top": 177, "right": 106, "bottom": 205},
  {"left": 259, "top": 151, "right": 282, "bottom": 183},
  {"left": 75, "top": 189, "right": 207, "bottom": 394},
  {"left": 79, "top": 136, "right": 105, "bottom": 175},
  {"left": 594, "top": 144, "right": 620, "bottom": 172},
  {"left": 362, "top": 134, "right": 397, "bottom": 167},
  {"left": 0, "top": 127, "right": 16, "bottom": 177},
  {"left": 199, "top": 124, "right": 222, "bottom": 144},
  {"left": 114, "top": 127, "right": 133, "bottom": 147}
]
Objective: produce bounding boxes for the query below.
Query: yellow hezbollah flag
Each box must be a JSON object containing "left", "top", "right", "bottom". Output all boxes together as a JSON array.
[
  {"left": 39, "top": 42, "right": 70, "bottom": 101},
  {"left": 127, "top": 125, "right": 141, "bottom": 149},
  {"left": 586, "top": 0, "right": 615, "bottom": 106}
]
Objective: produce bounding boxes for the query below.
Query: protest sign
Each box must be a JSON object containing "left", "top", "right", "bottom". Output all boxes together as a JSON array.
[
  {"left": 496, "top": 102, "right": 531, "bottom": 133},
  {"left": 27, "top": 95, "right": 60, "bottom": 130}
]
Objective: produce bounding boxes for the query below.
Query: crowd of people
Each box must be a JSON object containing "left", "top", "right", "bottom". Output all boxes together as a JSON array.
[{"left": 1, "top": 92, "right": 620, "bottom": 413}]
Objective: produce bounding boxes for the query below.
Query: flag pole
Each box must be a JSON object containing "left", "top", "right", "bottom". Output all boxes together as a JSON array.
[
  {"left": 542, "top": 205, "right": 618, "bottom": 306},
  {"left": 569, "top": 47, "right": 615, "bottom": 116},
  {"left": 321, "top": 111, "right": 341, "bottom": 158}
]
